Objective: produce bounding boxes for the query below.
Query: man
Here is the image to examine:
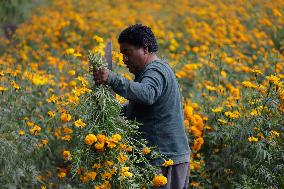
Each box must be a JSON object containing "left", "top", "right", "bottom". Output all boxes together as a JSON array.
[{"left": 93, "top": 24, "right": 190, "bottom": 189}]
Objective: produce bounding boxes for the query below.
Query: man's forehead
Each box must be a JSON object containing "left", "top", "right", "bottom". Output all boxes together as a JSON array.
[{"left": 120, "top": 43, "right": 137, "bottom": 52}]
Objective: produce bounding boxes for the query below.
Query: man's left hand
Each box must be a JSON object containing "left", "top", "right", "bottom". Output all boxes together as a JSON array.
[{"left": 93, "top": 68, "right": 110, "bottom": 85}]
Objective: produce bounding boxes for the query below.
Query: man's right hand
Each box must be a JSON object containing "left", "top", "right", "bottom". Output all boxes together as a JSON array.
[{"left": 93, "top": 68, "right": 110, "bottom": 85}]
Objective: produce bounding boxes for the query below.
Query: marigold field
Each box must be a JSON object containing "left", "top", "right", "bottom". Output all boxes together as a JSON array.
[{"left": 0, "top": 0, "right": 284, "bottom": 188}]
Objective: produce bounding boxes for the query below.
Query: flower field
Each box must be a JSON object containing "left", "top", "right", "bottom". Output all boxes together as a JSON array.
[{"left": 0, "top": 0, "right": 284, "bottom": 188}]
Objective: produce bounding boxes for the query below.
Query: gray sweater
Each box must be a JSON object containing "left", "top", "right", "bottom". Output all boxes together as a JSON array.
[{"left": 107, "top": 59, "right": 190, "bottom": 166}]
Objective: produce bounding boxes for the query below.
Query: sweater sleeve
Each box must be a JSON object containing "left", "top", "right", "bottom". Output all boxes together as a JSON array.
[{"left": 107, "top": 69, "right": 165, "bottom": 105}]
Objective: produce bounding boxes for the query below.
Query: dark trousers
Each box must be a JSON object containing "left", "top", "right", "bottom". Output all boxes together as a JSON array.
[{"left": 153, "top": 162, "right": 190, "bottom": 189}]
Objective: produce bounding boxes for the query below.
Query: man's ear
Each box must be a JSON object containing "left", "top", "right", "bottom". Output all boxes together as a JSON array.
[{"left": 143, "top": 45, "right": 149, "bottom": 54}]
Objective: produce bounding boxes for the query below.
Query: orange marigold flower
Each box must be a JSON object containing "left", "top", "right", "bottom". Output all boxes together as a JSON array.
[
  {"left": 63, "top": 150, "right": 72, "bottom": 161},
  {"left": 84, "top": 134, "right": 97, "bottom": 146},
  {"left": 143, "top": 147, "right": 151, "bottom": 154},
  {"left": 60, "top": 113, "right": 72, "bottom": 122},
  {"left": 153, "top": 175, "right": 167, "bottom": 186}
]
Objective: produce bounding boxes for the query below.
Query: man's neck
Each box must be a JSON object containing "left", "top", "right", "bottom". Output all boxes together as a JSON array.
[
  {"left": 134, "top": 54, "right": 159, "bottom": 76},
  {"left": 145, "top": 54, "right": 158, "bottom": 66}
]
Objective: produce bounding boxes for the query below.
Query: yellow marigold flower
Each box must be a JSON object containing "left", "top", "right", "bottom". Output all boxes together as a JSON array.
[
  {"left": 206, "top": 85, "right": 217, "bottom": 91},
  {"left": 121, "top": 166, "right": 129, "bottom": 173},
  {"left": 46, "top": 94, "right": 58, "bottom": 103},
  {"left": 11, "top": 81, "right": 20, "bottom": 90},
  {"left": 84, "top": 134, "right": 97, "bottom": 146},
  {"left": 242, "top": 81, "right": 256, "bottom": 88},
  {"left": 153, "top": 174, "right": 167, "bottom": 187},
  {"left": 63, "top": 127, "right": 73, "bottom": 134},
  {"left": 121, "top": 167, "right": 133, "bottom": 177},
  {"left": 92, "top": 163, "right": 101, "bottom": 169},
  {"left": 266, "top": 75, "right": 280, "bottom": 85},
  {"left": 221, "top": 70, "right": 227, "bottom": 78},
  {"left": 41, "top": 186, "right": 46, "bottom": 189},
  {"left": 192, "top": 46, "right": 199, "bottom": 53},
  {"left": 68, "top": 70, "right": 76, "bottom": 76},
  {"left": 47, "top": 111, "right": 56, "bottom": 117},
  {"left": 258, "top": 133, "right": 265, "bottom": 140},
  {"left": 29, "top": 125, "right": 41, "bottom": 135},
  {"left": 74, "top": 119, "right": 86, "bottom": 129},
  {"left": 18, "top": 130, "right": 25, "bottom": 136},
  {"left": 123, "top": 171, "right": 133, "bottom": 178},
  {"left": 104, "top": 161, "right": 114, "bottom": 167},
  {"left": 112, "top": 134, "right": 122, "bottom": 143},
  {"left": 117, "top": 154, "right": 127, "bottom": 163},
  {"left": 93, "top": 35, "right": 104, "bottom": 43},
  {"left": 77, "top": 76, "right": 88, "bottom": 86},
  {"left": 68, "top": 94, "right": 79, "bottom": 104},
  {"left": 212, "top": 107, "right": 223, "bottom": 113},
  {"left": 0, "top": 86, "right": 8, "bottom": 91},
  {"left": 74, "top": 53, "right": 82, "bottom": 57},
  {"left": 116, "top": 94, "right": 127, "bottom": 104},
  {"left": 217, "top": 119, "right": 228, "bottom": 124},
  {"left": 61, "top": 135, "right": 72, "bottom": 141},
  {"left": 65, "top": 48, "right": 75, "bottom": 55},
  {"left": 102, "top": 172, "right": 112, "bottom": 179},
  {"left": 224, "top": 57, "right": 235, "bottom": 64},
  {"left": 25, "top": 121, "right": 34, "bottom": 128},
  {"left": 204, "top": 125, "right": 212, "bottom": 130},
  {"left": 60, "top": 113, "right": 72, "bottom": 123},
  {"left": 106, "top": 140, "right": 116, "bottom": 148},
  {"left": 69, "top": 80, "right": 77, "bottom": 87},
  {"left": 63, "top": 150, "right": 72, "bottom": 161},
  {"left": 251, "top": 69, "right": 263, "bottom": 75},
  {"left": 224, "top": 111, "right": 240, "bottom": 119},
  {"left": 143, "top": 147, "right": 151, "bottom": 154},
  {"left": 271, "top": 130, "right": 280, "bottom": 137},
  {"left": 162, "top": 159, "right": 174, "bottom": 167},
  {"left": 250, "top": 109, "right": 261, "bottom": 116},
  {"left": 190, "top": 181, "right": 200, "bottom": 187},
  {"left": 41, "top": 139, "right": 48, "bottom": 146},
  {"left": 248, "top": 136, "right": 258, "bottom": 142},
  {"left": 126, "top": 146, "right": 133, "bottom": 152}
]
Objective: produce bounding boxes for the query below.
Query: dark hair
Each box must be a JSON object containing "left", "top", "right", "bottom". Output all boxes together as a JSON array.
[{"left": 118, "top": 24, "right": 158, "bottom": 53}]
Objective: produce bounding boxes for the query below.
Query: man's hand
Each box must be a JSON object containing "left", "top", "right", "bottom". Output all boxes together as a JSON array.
[{"left": 93, "top": 68, "right": 110, "bottom": 85}]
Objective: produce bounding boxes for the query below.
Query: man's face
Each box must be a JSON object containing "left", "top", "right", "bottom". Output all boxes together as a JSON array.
[{"left": 119, "top": 42, "right": 146, "bottom": 75}]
